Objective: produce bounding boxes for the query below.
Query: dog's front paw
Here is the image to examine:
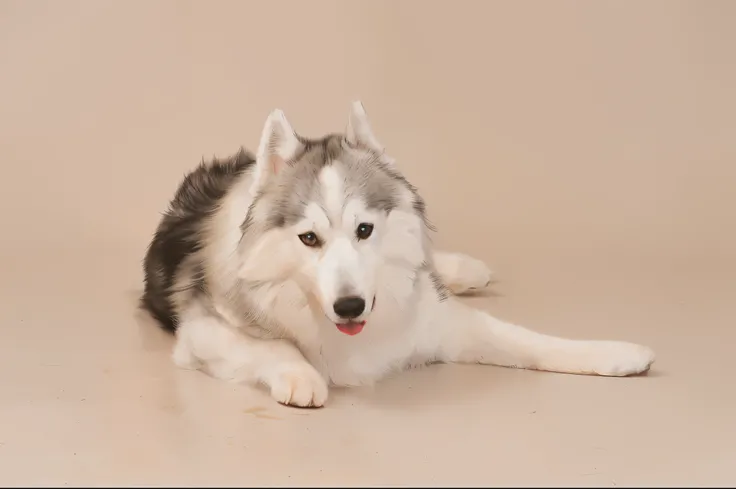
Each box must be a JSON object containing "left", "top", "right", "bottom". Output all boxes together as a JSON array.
[
  {"left": 269, "top": 364, "right": 329, "bottom": 408},
  {"left": 594, "top": 342, "right": 656, "bottom": 376},
  {"left": 447, "top": 256, "right": 494, "bottom": 295}
]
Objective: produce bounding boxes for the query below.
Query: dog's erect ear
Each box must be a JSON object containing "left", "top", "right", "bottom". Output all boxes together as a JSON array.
[
  {"left": 252, "top": 109, "right": 302, "bottom": 194},
  {"left": 346, "top": 101, "right": 385, "bottom": 154}
]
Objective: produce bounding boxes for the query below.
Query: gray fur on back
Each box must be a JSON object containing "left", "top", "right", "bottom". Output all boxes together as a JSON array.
[{"left": 141, "top": 149, "right": 255, "bottom": 331}]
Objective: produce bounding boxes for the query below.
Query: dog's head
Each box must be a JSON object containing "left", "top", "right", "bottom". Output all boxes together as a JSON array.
[{"left": 239, "top": 102, "right": 431, "bottom": 335}]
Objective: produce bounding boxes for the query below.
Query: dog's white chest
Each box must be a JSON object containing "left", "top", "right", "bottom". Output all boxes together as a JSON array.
[{"left": 299, "top": 314, "right": 421, "bottom": 387}]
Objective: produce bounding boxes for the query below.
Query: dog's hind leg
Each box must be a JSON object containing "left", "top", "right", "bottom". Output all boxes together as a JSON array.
[
  {"left": 430, "top": 297, "right": 655, "bottom": 376},
  {"left": 172, "top": 300, "right": 329, "bottom": 407},
  {"left": 432, "top": 251, "right": 494, "bottom": 295}
]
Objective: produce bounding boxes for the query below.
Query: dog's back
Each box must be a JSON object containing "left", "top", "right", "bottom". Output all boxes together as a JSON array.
[{"left": 141, "top": 149, "right": 255, "bottom": 331}]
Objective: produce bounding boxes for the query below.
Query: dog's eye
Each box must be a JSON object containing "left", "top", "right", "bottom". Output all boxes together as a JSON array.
[
  {"left": 356, "top": 223, "right": 374, "bottom": 240},
  {"left": 298, "top": 232, "right": 321, "bottom": 247}
]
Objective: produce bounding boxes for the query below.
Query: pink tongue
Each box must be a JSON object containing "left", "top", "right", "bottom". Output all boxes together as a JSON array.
[{"left": 336, "top": 321, "right": 365, "bottom": 336}]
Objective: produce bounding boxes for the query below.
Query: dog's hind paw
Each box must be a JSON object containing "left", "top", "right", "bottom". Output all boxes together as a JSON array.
[{"left": 445, "top": 255, "right": 494, "bottom": 295}]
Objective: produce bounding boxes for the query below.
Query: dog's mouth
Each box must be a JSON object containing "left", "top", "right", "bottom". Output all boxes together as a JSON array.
[
  {"left": 335, "top": 321, "right": 366, "bottom": 336},
  {"left": 334, "top": 297, "right": 376, "bottom": 336}
]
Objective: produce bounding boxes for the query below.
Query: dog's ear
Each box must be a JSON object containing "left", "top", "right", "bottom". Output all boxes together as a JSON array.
[
  {"left": 252, "top": 109, "right": 302, "bottom": 194},
  {"left": 346, "top": 101, "right": 385, "bottom": 154}
]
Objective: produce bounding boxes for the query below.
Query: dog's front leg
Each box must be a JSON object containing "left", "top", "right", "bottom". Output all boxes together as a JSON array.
[
  {"left": 429, "top": 297, "right": 655, "bottom": 377},
  {"left": 172, "top": 301, "right": 328, "bottom": 407},
  {"left": 432, "top": 251, "right": 494, "bottom": 295}
]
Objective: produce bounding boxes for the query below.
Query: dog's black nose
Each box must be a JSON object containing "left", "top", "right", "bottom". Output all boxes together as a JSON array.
[{"left": 333, "top": 296, "right": 366, "bottom": 319}]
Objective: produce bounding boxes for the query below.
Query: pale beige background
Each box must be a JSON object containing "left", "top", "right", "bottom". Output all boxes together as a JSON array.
[{"left": 1, "top": 0, "right": 734, "bottom": 486}]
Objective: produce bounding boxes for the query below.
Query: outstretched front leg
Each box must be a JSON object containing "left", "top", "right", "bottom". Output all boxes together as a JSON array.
[
  {"left": 429, "top": 297, "right": 655, "bottom": 376},
  {"left": 432, "top": 251, "right": 494, "bottom": 295}
]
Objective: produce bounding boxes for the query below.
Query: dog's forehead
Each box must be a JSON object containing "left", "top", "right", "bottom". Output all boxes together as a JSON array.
[
  {"left": 317, "top": 158, "right": 402, "bottom": 223},
  {"left": 266, "top": 135, "right": 402, "bottom": 228},
  {"left": 318, "top": 163, "right": 349, "bottom": 220}
]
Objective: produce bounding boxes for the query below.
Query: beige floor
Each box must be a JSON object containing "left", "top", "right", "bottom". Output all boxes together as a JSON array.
[
  {"left": 2, "top": 0, "right": 736, "bottom": 486},
  {"left": 1, "top": 250, "right": 734, "bottom": 486}
]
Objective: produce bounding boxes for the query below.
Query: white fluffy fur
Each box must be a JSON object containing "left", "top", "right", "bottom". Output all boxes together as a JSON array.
[{"left": 171, "top": 102, "right": 656, "bottom": 407}]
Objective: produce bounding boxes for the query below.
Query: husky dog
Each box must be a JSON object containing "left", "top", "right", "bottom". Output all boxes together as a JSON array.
[{"left": 141, "top": 102, "right": 655, "bottom": 408}]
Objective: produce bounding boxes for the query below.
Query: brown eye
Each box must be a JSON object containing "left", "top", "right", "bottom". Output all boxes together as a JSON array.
[
  {"left": 356, "top": 223, "right": 374, "bottom": 240},
  {"left": 298, "top": 232, "right": 321, "bottom": 247}
]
